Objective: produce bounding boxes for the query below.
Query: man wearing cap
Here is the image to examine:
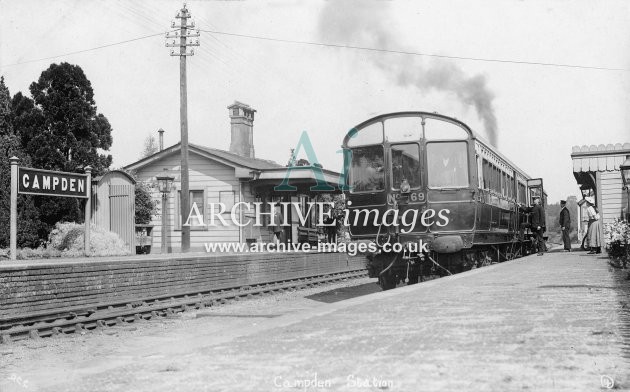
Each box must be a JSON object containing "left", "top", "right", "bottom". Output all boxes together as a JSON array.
[
  {"left": 530, "top": 196, "right": 546, "bottom": 256},
  {"left": 559, "top": 200, "right": 571, "bottom": 252}
]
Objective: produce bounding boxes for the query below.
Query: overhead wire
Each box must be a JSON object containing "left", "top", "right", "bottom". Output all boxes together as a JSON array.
[
  {"left": 2, "top": 4, "right": 627, "bottom": 73},
  {"left": 118, "top": 1, "right": 238, "bottom": 79},
  {"left": 193, "top": 13, "right": 280, "bottom": 88},
  {"left": 0, "top": 32, "right": 172, "bottom": 68},
  {"left": 198, "top": 29, "right": 629, "bottom": 72}
]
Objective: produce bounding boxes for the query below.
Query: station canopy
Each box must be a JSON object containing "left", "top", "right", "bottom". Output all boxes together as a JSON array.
[{"left": 571, "top": 143, "right": 630, "bottom": 192}]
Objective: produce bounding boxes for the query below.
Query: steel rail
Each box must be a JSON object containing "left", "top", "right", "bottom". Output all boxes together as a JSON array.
[{"left": 1, "top": 269, "right": 368, "bottom": 343}]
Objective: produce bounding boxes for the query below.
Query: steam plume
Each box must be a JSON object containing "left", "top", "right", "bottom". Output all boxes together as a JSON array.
[{"left": 318, "top": 1, "right": 498, "bottom": 146}]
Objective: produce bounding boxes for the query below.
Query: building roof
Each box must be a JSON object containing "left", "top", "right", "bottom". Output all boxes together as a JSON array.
[
  {"left": 93, "top": 169, "right": 136, "bottom": 184},
  {"left": 124, "top": 142, "right": 283, "bottom": 173},
  {"left": 191, "top": 143, "right": 281, "bottom": 170},
  {"left": 571, "top": 143, "right": 630, "bottom": 173}
]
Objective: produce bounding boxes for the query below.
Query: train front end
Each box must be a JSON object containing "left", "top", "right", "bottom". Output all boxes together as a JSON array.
[{"left": 341, "top": 112, "right": 476, "bottom": 289}]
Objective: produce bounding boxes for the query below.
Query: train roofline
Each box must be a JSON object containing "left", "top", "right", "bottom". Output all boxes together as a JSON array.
[
  {"left": 472, "top": 133, "right": 534, "bottom": 180},
  {"left": 343, "top": 111, "right": 535, "bottom": 182}
]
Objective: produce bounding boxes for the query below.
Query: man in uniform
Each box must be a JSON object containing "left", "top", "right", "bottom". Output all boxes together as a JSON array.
[
  {"left": 530, "top": 196, "right": 546, "bottom": 256},
  {"left": 559, "top": 200, "right": 571, "bottom": 252}
]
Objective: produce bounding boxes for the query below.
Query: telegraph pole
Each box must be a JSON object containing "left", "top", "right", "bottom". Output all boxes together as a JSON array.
[{"left": 167, "top": 3, "right": 199, "bottom": 252}]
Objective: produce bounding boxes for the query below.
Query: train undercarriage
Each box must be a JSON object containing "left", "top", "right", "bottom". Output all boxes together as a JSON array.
[{"left": 366, "top": 238, "right": 537, "bottom": 290}]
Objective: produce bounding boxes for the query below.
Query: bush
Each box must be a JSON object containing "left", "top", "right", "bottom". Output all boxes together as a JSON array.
[
  {"left": 603, "top": 219, "right": 629, "bottom": 267},
  {"left": 135, "top": 182, "right": 157, "bottom": 225},
  {"left": 48, "top": 222, "right": 131, "bottom": 257}
]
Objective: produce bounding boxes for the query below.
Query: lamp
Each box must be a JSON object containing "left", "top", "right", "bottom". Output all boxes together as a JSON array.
[
  {"left": 157, "top": 174, "right": 174, "bottom": 194},
  {"left": 156, "top": 171, "right": 174, "bottom": 253}
]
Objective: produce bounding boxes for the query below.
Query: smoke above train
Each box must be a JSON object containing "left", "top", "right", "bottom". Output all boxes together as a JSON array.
[{"left": 317, "top": 1, "right": 498, "bottom": 147}]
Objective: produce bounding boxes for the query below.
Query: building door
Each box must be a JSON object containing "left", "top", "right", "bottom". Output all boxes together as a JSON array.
[{"left": 109, "top": 184, "right": 135, "bottom": 252}]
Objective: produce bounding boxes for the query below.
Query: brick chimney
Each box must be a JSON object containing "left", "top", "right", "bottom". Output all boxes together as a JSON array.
[
  {"left": 158, "top": 128, "right": 164, "bottom": 151},
  {"left": 228, "top": 101, "right": 256, "bottom": 158}
]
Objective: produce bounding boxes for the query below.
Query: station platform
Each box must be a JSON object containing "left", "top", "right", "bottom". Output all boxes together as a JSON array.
[{"left": 10, "top": 250, "right": 630, "bottom": 391}]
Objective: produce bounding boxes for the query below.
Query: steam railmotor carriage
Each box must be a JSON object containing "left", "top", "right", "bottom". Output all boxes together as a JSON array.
[{"left": 341, "top": 112, "right": 546, "bottom": 290}]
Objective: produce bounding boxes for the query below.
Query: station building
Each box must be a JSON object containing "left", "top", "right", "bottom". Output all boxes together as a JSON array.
[
  {"left": 571, "top": 143, "right": 630, "bottom": 244},
  {"left": 124, "top": 101, "right": 341, "bottom": 253}
]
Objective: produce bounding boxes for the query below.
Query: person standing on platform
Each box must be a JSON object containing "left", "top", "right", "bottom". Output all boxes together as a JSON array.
[
  {"left": 270, "top": 205, "right": 285, "bottom": 245},
  {"left": 324, "top": 213, "right": 337, "bottom": 244},
  {"left": 584, "top": 197, "right": 602, "bottom": 254},
  {"left": 559, "top": 200, "right": 572, "bottom": 252},
  {"left": 530, "top": 196, "right": 546, "bottom": 256}
]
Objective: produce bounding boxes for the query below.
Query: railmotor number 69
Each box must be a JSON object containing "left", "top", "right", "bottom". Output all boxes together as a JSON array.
[{"left": 387, "top": 192, "right": 425, "bottom": 204}]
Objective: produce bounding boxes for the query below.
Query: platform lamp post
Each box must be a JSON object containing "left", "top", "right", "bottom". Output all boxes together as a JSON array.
[
  {"left": 620, "top": 157, "right": 630, "bottom": 222},
  {"left": 157, "top": 173, "right": 174, "bottom": 253}
]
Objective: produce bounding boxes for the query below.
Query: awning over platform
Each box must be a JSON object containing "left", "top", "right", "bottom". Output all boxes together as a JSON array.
[
  {"left": 571, "top": 143, "right": 630, "bottom": 191},
  {"left": 571, "top": 143, "right": 630, "bottom": 173},
  {"left": 252, "top": 166, "right": 343, "bottom": 195}
]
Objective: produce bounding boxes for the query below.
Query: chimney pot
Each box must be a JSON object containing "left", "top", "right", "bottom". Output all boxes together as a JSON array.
[{"left": 158, "top": 128, "right": 165, "bottom": 151}]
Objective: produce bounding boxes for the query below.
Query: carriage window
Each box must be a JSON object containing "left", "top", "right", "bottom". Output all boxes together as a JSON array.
[
  {"left": 494, "top": 166, "right": 500, "bottom": 192},
  {"left": 427, "top": 142, "right": 469, "bottom": 188},
  {"left": 424, "top": 118, "right": 469, "bottom": 140},
  {"left": 391, "top": 143, "right": 421, "bottom": 189},
  {"left": 349, "top": 145, "right": 385, "bottom": 192},
  {"left": 476, "top": 156, "right": 483, "bottom": 188},
  {"left": 482, "top": 159, "right": 490, "bottom": 189},
  {"left": 347, "top": 122, "right": 384, "bottom": 147},
  {"left": 518, "top": 182, "right": 526, "bottom": 203},
  {"left": 384, "top": 117, "right": 423, "bottom": 142}
]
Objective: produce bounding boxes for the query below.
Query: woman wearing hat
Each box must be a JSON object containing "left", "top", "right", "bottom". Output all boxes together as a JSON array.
[{"left": 583, "top": 197, "right": 602, "bottom": 254}]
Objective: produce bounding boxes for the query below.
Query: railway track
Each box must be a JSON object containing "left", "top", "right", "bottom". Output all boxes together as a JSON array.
[{"left": 1, "top": 269, "right": 367, "bottom": 343}]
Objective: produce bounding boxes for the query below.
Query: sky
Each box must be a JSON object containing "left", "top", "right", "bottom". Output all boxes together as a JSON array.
[{"left": 1, "top": 0, "right": 629, "bottom": 202}]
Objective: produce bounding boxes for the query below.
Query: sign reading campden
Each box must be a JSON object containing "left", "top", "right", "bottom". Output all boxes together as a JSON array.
[{"left": 18, "top": 167, "right": 89, "bottom": 198}]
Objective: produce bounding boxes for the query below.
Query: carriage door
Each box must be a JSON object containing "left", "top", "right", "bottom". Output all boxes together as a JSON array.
[{"left": 526, "top": 178, "right": 545, "bottom": 206}]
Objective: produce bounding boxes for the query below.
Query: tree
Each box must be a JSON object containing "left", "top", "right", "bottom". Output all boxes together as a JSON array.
[
  {"left": 135, "top": 182, "right": 157, "bottom": 225},
  {"left": 545, "top": 196, "right": 579, "bottom": 245},
  {"left": 0, "top": 77, "right": 43, "bottom": 248},
  {"left": 140, "top": 134, "right": 159, "bottom": 158},
  {"left": 16, "top": 63, "right": 113, "bottom": 173},
  {"left": 12, "top": 63, "right": 114, "bottom": 241}
]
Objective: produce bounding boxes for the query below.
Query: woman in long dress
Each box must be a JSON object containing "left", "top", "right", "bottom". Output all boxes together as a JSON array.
[{"left": 585, "top": 197, "right": 601, "bottom": 254}]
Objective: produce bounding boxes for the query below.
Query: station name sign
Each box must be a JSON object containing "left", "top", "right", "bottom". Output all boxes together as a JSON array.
[{"left": 18, "top": 167, "right": 89, "bottom": 198}]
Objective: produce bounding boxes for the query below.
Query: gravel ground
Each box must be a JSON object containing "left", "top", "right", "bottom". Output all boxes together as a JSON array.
[{"left": 0, "top": 276, "right": 378, "bottom": 392}]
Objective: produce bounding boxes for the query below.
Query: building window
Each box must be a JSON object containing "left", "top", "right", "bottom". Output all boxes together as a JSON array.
[
  {"left": 176, "top": 189, "right": 206, "bottom": 230},
  {"left": 220, "top": 191, "right": 236, "bottom": 214}
]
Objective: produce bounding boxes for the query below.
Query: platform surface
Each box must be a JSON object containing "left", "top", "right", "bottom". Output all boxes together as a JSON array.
[{"left": 7, "top": 250, "right": 630, "bottom": 391}]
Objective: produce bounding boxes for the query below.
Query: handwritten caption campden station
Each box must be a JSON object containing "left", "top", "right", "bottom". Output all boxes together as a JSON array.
[{"left": 273, "top": 373, "right": 394, "bottom": 389}]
